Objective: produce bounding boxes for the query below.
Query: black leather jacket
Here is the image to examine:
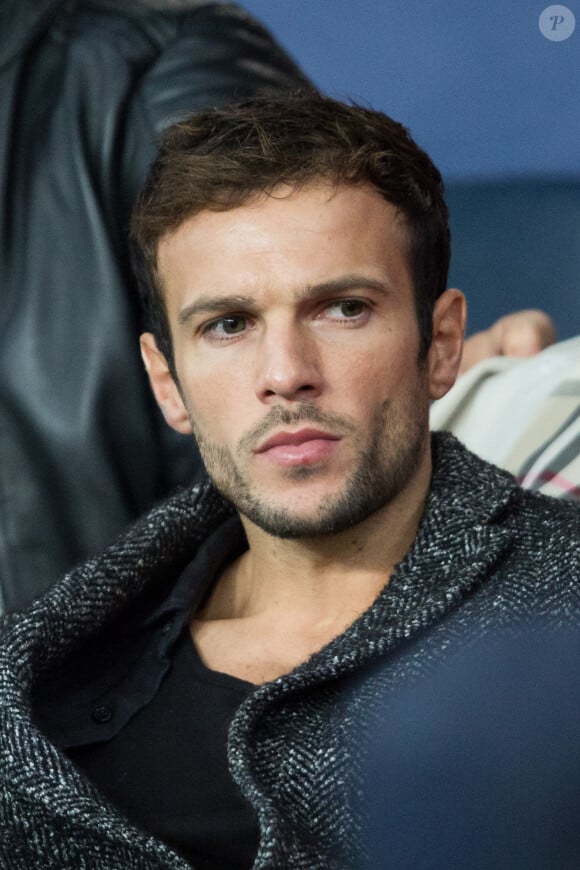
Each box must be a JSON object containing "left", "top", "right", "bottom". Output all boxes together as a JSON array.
[{"left": 0, "top": 0, "right": 310, "bottom": 613}]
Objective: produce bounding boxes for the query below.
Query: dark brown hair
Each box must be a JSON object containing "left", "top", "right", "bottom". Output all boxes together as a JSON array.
[{"left": 130, "top": 93, "right": 450, "bottom": 371}]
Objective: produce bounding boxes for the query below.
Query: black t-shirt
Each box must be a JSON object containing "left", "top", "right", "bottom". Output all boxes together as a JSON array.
[
  {"left": 34, "top": 517, "right": 260, "bottom": 869},
  {"left": 68, "top": 626, "right": 259, "bottom": 869}
]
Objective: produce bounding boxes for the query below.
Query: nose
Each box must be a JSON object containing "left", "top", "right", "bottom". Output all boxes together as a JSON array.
[{"left": 255, "top": 322, "right": 323, "bottom": 403}]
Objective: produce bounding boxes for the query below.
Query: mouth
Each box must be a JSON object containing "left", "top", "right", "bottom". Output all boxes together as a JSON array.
[
  {"left": 254, "top": 428, "right": 341, "bottom": 466},
  {"left": 255, "top": 428, "right": 340, "bottom": 453}
]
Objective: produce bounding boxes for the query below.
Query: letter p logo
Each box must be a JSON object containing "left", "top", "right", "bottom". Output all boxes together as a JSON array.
[{"left": 539, "top": 5, "right": 576, "bottom": 40}]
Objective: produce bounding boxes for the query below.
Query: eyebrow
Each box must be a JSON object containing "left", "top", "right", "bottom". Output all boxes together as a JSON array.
[
  {"left": 177, "top": 275, "right": 392, "bottom": 326},
  {"left": 295, "top": 275, "right": 392, "bottom": 303}
]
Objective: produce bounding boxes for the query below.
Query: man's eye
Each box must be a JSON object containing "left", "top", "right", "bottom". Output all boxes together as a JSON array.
[
  {"left": 327, "top": 299, "right": 367, "bottom": 319},
  {"left": 206, "top": 316, "right": 247, "bottom": 336}
]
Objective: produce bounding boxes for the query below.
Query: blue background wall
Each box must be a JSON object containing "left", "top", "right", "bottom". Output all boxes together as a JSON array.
[{"left": 241, "top": 1, "right": 580, "bottom": 337}]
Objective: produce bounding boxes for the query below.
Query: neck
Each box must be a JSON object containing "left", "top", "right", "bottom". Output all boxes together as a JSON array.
[{"left": 204, "top": 446, "right": 432, "bottom": 629}]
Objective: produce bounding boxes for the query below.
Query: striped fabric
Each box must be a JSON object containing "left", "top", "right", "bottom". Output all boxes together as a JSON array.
[{"left": 431, "top": 336, "right": 580, "bottom": 501}]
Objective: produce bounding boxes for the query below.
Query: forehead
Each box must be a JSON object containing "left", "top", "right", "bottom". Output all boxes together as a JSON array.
[{"left": 156, "top": 184, "right": 412, "bottom": 304}]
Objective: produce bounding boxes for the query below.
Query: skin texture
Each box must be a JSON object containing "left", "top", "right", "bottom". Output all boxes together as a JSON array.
[{"left": 141, "top": 183, "right": 466, "bottom": 682}]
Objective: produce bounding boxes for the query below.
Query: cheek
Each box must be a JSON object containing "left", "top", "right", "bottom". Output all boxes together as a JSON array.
[
  {"left": 177, "top": 368, "right": 251, "bottom": 440},
  {"left": 338, "top": 349, "right": 427, "bottom": 428},
  {"left": 334, "top": 335, "right": 416, "bottom": 395}
]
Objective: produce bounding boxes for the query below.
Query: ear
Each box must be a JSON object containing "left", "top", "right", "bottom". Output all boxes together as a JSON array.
[
  {"left": 139, "top": 333, "right": 193, "bottom": 435},
  {"left": 427, "top": 289, "right": 467, "bottom": 401}
]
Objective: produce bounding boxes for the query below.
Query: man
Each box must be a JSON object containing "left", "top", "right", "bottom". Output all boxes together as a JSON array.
[
  {"left": 1, "top": 94, "right": 578, "bottom": 869},
  {"left": 0, "top": 0, "right": 556, "bottom": 617}
]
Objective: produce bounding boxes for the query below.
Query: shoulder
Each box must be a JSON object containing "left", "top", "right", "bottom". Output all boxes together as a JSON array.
[
  {"left": 0, "top": 479, "right": 233, "bottom": 659},
  {"left": 432, "top": 432, "right": 579, "bottom": 568},
  {"left": 509, "top": 483, "right": 579, "bottom": 530},
  {"left": 504, "top": 487, "right": 579, "bottom": 587},
  {"left": 477, "top": 465, "right": 579, "bottom": 615}
]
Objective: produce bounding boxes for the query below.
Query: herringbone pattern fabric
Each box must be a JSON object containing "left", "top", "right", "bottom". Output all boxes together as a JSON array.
[{"left": 1, "top": 435, "right": 579, "bottom": 868}]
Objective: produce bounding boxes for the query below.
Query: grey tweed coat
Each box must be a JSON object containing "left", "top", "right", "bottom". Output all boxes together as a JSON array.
[{"left": 1, "top": 434, "right": 579, "bottom": 869}]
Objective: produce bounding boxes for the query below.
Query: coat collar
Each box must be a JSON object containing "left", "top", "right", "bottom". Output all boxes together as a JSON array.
[
  {"left": 238, "top": 432, "right": 519, "bottom": 700},
  {"left": 5, "top": 433, "right": 518, "bottom": 693},
  {"left": 0, "top": 433, "right": 519, "bottom": 865}
]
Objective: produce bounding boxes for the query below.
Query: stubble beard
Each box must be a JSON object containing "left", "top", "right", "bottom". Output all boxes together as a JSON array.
[{"left": 189, "top": 396, "right": 429, "bottom": 540}]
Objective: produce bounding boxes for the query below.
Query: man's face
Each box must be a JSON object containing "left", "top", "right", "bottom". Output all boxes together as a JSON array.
[{"left": 145, "top": 184, "right": 443, "bottom": 538}]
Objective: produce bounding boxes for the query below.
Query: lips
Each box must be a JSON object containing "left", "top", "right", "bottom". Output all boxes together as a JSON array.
[
  {"left": 254, "top": 428, "right": 340, "bottom": 466},
  {"left": 255, "top": 428, "right": 339, "bottom": 453}
]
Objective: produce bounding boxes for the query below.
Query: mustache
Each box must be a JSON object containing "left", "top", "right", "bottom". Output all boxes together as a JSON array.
[{"left": 238, "top": 403, "right": 358, "bottom": 452}]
